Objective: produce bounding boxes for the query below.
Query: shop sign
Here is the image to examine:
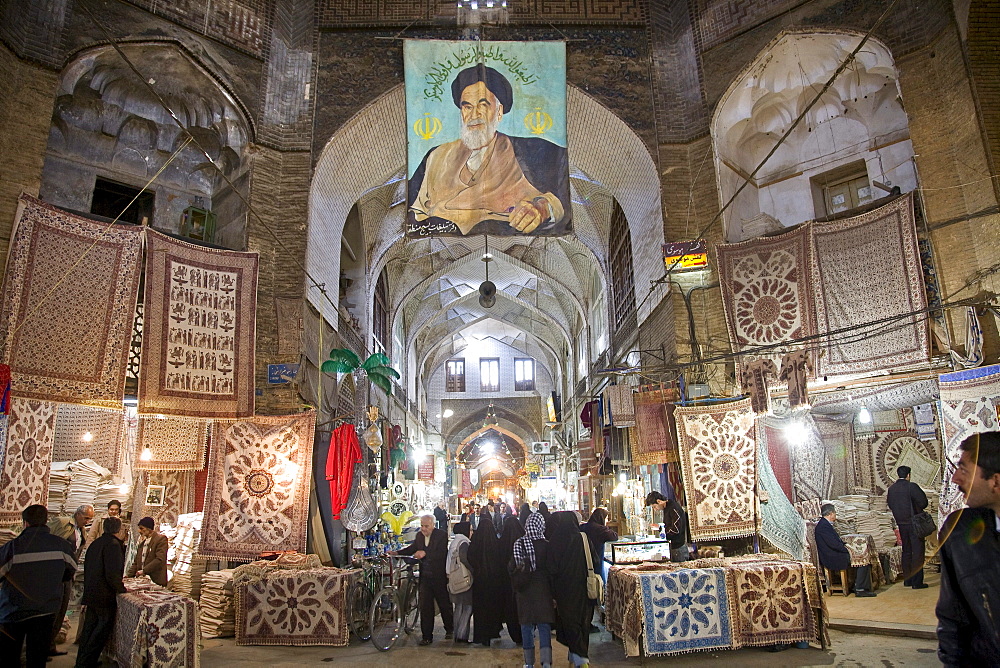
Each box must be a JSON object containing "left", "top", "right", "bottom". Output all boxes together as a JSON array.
[
  {"left": 662, "top": 240, "right": 708, "bottom": 272},
  {"left": 418, "top": 456, "right": 435, "bottom": 481},
  {"left": 267, "top": 363, "right": 300, "bottom": 384}
]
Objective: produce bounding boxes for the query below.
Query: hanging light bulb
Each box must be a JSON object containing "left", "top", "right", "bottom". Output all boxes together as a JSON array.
[
  {"left": 858, "top": 405, "right": 873, "bottom": 424},
  {"left": 81, "top": 431, "right": 94, "bottom": 442},
  {"left": 784, "top": 420, "right": 809, "bottom": 446},
  {"left": 618, "top": 471, "right": 627, "bottom": 483},
  {"left": 140, "top": 447, "right": 153, "bottom": 461}
]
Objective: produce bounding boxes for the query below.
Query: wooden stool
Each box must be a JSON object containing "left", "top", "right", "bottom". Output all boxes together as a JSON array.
[{"left": 825, "top": 568, "right": 850, "bottom": 595}]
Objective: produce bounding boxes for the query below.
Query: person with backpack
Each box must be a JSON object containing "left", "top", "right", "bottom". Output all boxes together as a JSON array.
[{"left": 446, "top": 522, "right": 474, "bottom": 643}]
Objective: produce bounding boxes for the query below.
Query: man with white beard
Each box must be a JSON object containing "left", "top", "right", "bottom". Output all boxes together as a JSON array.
[{"left": 408, "top": 64, "right": 570, "bottom": 236}]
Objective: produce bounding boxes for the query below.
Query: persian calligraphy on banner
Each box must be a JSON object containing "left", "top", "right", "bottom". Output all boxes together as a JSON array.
[
  {"left": 404, "top": 40, "right": 570, "bottom": 238},
  {"left": 139, "top": 230, "right": 257, "bottom": 418}
]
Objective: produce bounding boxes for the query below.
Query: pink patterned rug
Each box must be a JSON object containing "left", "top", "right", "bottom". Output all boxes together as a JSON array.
[
  {"left": 675, "top": 398, "right": 757, "bottom": 540},
  {"left": 0, "top": 195, "right": 142, "bottom": 407},
  {"left": 630, "top": 389, "right": 678, "bottom": 466},
  {"left": 726, "top": 561, "right": 815, "bottom": 647},
  {"left": 138, "top": 230, "right": 257, "bottom": 418},
  {"left": 0, "top": 397, "right": 56, "bottom": 523},
  {"left": 200, "top": 411, "right": 316, "bottom": 560},
  {"left": 717, "top": 225, "right": 816, "bottom": 384},
  {"left": 811, "top": 194, "right": 929, "bottom": 376}
]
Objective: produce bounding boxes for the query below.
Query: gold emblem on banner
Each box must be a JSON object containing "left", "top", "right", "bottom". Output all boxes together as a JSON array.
[
  {"left": 414, "top": 113, "right": 441, "bottom": 140},
  {"left": 524, "top": 108, "right": 552, "bottom": 135}
]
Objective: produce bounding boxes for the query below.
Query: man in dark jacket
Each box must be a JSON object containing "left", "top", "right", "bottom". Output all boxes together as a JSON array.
[
  {"left": 815, "top": 504, "right": 875, "bottom": 597},
  {"left": 0, "top": 504, "right": 76, "bottom": 668},
  {"left": 887, "top": 465, "right": 930, "bottom": 588},
  {"left": 433, "top": 502, "right": 449, "bottom": 531},
  {"left": 392, "top": 514, "right": 453, "bottom": 645},
  {"left": 75, "top": 517, "right": 127, "bottom": 668},
  {"left": 936, "top": 431, "right": 1000, "bottom": 666}
]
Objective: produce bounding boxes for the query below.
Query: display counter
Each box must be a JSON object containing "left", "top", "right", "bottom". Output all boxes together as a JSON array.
[
  {"left": 113, "top": 581, "right": 200, "bottom": 667},
  {"left": 604, "top": 538, "right": 670, "bottom": 565}
]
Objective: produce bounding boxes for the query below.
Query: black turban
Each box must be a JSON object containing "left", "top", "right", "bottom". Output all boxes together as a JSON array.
[{"left": 451, "top": 65, "right": 513, "bottom": 112}]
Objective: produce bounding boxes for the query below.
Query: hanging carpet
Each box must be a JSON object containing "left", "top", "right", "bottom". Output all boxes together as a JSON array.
[
  {"left": 630, "top": 388, "right": 678, "bottom": 466},
  {"left": 53, "top": 404, "right": 126, "bottom": 475},
  {"left": 138, "top": 229, "right": 257, "bottom": 418},
  {"left": 0, "top": 194, "right": 142, "bottom": 407},
  {"left": 716, "top": 225, "right": 817, "bottom": 384},
  {"left": 863, "top": 430, "right": 941, "bottom": 495},
  {"left": 131, "top": 470, "right": 196, "bottom": 530},
  {"left": 0, "top": 397, "right": 56, "bottom": 523},
  {"left": 675, "top": 398, "right": 757, "bottom": 540},
  {"left": 758, "top": 422, "right": 793, "bottom": 501},
  {"left": 201, "top": 411, "right": 316, "bottom": 560},
  {"left": 605, "top": 383, "right": 636, "bottom": 427},
  {"left": 811, "top": 194, "right": 929, "bottom": 376},
  {"left": 755, "top": 422, "right": 806, "bottom": 560},
  {"left": 134, "top": 416, "right": 210, "bottom": 471},
  {"left": 813, "top": 418, "right": 854, "bottom": 499}
]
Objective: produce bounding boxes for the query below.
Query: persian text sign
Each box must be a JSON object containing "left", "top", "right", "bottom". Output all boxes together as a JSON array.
[
  {"left": 662, "top": 240, "right": 709, "bottom": 272},
  {"left": 405, "top": 40, "right": 570, "bottom": 238},
  {"left": 418, "top": 456, "right": 435, "bottom": 482}
]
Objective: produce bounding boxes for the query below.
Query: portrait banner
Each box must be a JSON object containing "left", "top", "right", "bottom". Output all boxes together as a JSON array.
[
  {"left": 404, "top": 40, "right": 571, "bottom": 237},
  {"left": 138, "top": 230, "right": 257, "bottom": 418}
]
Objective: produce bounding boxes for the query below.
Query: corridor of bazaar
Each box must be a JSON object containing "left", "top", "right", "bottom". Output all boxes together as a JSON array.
[{"left": 0, "top": 0, "right": 998, "bottom": 666}]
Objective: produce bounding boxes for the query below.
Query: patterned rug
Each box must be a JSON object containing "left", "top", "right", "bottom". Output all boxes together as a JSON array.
[
  {"left": 135, "top": 416, "right": 210, "bottom": 471},
  {"left": 811, "top": 194, "right": 929, "bottom": 377},
  {"left": 938, "top": 364, "right": 1000, "bottom": 521},
  {"left": 863, "top": 430, "right": 941, "bottom": 494},
  {"left": 605, "top": 567, "right": 643, "bottom": 657},
  {"left": 716, "top": 225, "right": 816, "bottom": 383},
  {"left": 638, "top": 568, "right": 732, "bottom": 655},
  {"left": 789, "top": 416, "right": 832, "bottom": 502},
  {"left": 0, "top": 195, "right": 142, "bottom": 407},
  {"left": 755, "top": 426, "right": 806, "bottom": 561},
  {"left": 631, "top": 389, "right": 678, "bottom": 466},
  {"left": 113, "top": 589, "right": 200, "bottom": 667},
  {"left": 675, "top": 399, "right": 757, "bottom": 540},
  {"left": 132, "top": 470, "right": 196, "bottom": 529},
  {"left": 201, "top": 411, "right": 316, "bottom": 560},
  {"left": 814, "top": 418, "right": 854, "bottom": 498},
  {"left": 138, "top": 230, "right": 257, "bottom": 418},
  {"left": 0, "top": 398, "right": 56, "bottom": 523},
  {"left": 236, "top": 567, "right": 350, "bottom": 646},
  {"left": 605, "top": 383, "right": 636, "bottom": 427},
  {"left": 759, "top": 423, "right": 793, "bottom": 501},
  {"left": 726, "top": 561, "right": 815, "bottom": 647},
  {"left": 52, "top": 404, "right": 125, "bottom": 474}
]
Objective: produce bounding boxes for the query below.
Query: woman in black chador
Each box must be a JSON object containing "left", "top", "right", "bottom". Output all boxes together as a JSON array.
[
  {"left": 546, "top": 511, "right": 592, "bottom": 667},
  {"left": 498, "top": 508, "right": 525, "bottom": 644},
  {"left": 468, "top": 508, "right": 504, "bottom": 645}
]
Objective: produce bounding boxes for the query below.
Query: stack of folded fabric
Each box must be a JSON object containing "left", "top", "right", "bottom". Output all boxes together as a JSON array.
[
  {"left": 168, "top": 512, "right": 204, "bottom": 600},
  {"left": 199, "top": 569, "right": 236, "bottom": 638},
  {"left": 94, "top": 481, "right": 129, "bottom": 514},
  {"left": 66, "top": 459, "right": 112, "bottom": 512},
  {"left": 48, "top": 462, "right": 73, "bottom": 514}
]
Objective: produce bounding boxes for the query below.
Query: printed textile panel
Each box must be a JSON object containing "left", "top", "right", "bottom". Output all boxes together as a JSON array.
[
  {"left": 236, "top": 568, "right": 349, "bottom": 646},
  {"left": 52, "top": 404, "right": 125, "bottom": 474},
  {"left": 717, "top": 225, "right": 816, "bottom": 383},
  {"left": 842, "top": 533, "right": 875, "bottom": 568},
  {"left": 631, "top": 389, "right": 678, "bottom": 466},
  {"left": 0, "top": 398, "right": 56, "bottom": 522},
  {"left": 726, "top": 562, "right": 815, "bottom": 647},
  {"left": 675, "top": 399, "right": 757, "bottom": 540},
  {"left": 201, "top": 411, "right": 317, "bottom": 560},
  {"left": 790, "top": 417, "right": 832, "bottom": 502},
  {"left": 811, "top": 194, "right": 929, "bottom": 376},
  {"left": 760, "top": 423, "right": 793, "bottom": 501},
  {"left": 755, "top": 430, "right": 806, "bottom": 561},
  {"left": 113, "top": 590, "right": 200, "bottom": 668},
  {"left": 639, "top": 568, "right": 732, "bottom": 655},
  {"left": 938, "top": 364, "right": 1000, "bottom": 521},
  {"left": 864, "top": 430, "right": 941, "bottom": 494},
  {"left": 814, "top": 418, "right": 853, "bottom": 499},
  {"left": 231, "top": 554, "right": 324, "bottom": 590},
  {"left": 138, "top": 230, "right": 257, "bottom": 418},
  {"left": 135, "top": 416, "right": 210, "bottom": 470},
  {"left": 132, "top": 470, "right": 196, "bottom": 530},
  {"left": 0, "top": 194, "right": 142, "bottom": 407},
  {"left": 606, "top": 384, "right": 636, "bottom": 427}
]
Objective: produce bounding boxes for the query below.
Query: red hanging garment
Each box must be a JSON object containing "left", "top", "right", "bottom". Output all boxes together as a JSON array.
[{"left": 327, "top": 423, "right": 361, "bottom": 520}]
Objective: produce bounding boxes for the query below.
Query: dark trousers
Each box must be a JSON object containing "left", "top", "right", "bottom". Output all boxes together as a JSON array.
[
  {"left": 1, "top": 614, "right": 54, "bottom": 668},
  {"left": 49, "top": 580, "right": 72, "bottom": 650},
  {"left": 899, "top": 524, "right": 925, "bottom": 586},
  {"left": 853, "top": 565, "right": 873, "bottom": 592},
  {"left": 74, "top": 605, "right": 116, "bottom": 668},
  {"left": 419, "top": 577, "right": 453, "bottom": 641}
]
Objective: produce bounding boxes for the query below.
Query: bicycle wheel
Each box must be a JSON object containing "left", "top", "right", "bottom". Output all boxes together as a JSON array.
[
  {"left": 348, "top": 581, "right": 373, "bottom": 641},
  {"left": 369, "top": 586, "right": 401, "bottom": 651},
  {"left": 402, "top": 580, "right": 419, "bottom": 634}
]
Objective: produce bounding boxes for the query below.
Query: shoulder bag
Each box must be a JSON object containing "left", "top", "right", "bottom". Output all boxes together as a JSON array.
[
  {"left": 447, "top": 542, "right": 473, "bottom": 595},
  {"left": 912, "top": 510, "right": 937, "bottom": 539},
  {"left": 581, "top": 533, "right": 604, "bottom": 603}
]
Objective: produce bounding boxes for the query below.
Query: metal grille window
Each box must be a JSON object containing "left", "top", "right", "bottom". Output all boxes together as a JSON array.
[
  {"left": 373, "top": 271, "right": 389, "bottom": 355},
  {"left": 480, "top": 358, "right": 499, "bottom": 392},
  {"left": 446, "top": 359, "right": 466, "bottom": 392},
  {"left": 609, "top": 200, "right": 636, "bottom": 335},
  {"left": 514, "top": 358, "right": 535, "bottom": 391}
]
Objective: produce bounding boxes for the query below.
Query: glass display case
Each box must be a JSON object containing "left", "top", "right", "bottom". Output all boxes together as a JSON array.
[{"left": 606, "top": 538, "right": 670, "bottom": 564}]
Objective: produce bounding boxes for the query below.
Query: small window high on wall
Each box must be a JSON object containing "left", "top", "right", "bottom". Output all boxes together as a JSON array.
[
  {"left": 91, "top": 177, "right": 154, "bottom": 225},
  {"left": 514, "top": 358, "right": 535, "bottom": 391},
  {"left": 812, "top": 162, "right": 875, "bottom": 216},
  {"left": 480, "top": 358, "right": 499, "bottom": 392},
  {"left": 446, "top": 359, "right": 465, "bottom": 392}
]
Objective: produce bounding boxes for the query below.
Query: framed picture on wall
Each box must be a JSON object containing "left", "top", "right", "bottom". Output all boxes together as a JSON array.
[{"left": 144, "top": 485, "right": 165, "bottom": 507}]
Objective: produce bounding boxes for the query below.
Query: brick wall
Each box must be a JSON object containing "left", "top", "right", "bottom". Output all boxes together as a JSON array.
[
  {"left": 966, "top": 0, "right": 1000, "bottom": 200},
  {"left": 122, "top": 0, "right": 272, "bottom": 57}
]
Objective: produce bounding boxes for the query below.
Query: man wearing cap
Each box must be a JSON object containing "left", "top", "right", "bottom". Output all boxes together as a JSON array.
[
  {"left": 126, "top": 517, "right": 168, "bottom": 586},
  {"left": 408, "top": 64, "right": 570, "bottom": 236}
]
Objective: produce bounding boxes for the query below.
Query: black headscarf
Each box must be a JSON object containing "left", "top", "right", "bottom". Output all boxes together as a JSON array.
[
  {"left": 453, "top": 521, "right": 471, "bottom": 538},
  {"left": 537, "top": 501, "right": 550, "bottom": 521},
  {"left": 545, "top": 511, "right": 591, "bottom": 659}
]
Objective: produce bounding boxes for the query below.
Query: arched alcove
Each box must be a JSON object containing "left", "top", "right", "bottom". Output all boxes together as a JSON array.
[
  {"left": 712, "top": 31, "right": 918, "bottom": 241},
  {"left": 40, "top": 43, "right": 252, "bottom": 248}
]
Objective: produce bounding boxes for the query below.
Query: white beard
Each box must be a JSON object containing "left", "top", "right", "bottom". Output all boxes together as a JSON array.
[{"left": 460, "top": 112, "right": 500, "bottom": 150}]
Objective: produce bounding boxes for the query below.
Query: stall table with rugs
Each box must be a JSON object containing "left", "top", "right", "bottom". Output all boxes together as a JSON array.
[
  {"left": 841, "top": 533, "right": 887, "bottom": 589},
  {"left": 112, "top": 578, "right": 201, "bottom": 667},
  {"left": 606, "top": 554, "right": 827, "bottom": 658}
]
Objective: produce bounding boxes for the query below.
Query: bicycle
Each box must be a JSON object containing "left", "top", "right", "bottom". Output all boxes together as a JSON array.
[
  {"left": 369, "top": 555, "right": 420, "bottom": 651},
  {"left": 346, "top": 554, "right": 387, "bottom": 641}
]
